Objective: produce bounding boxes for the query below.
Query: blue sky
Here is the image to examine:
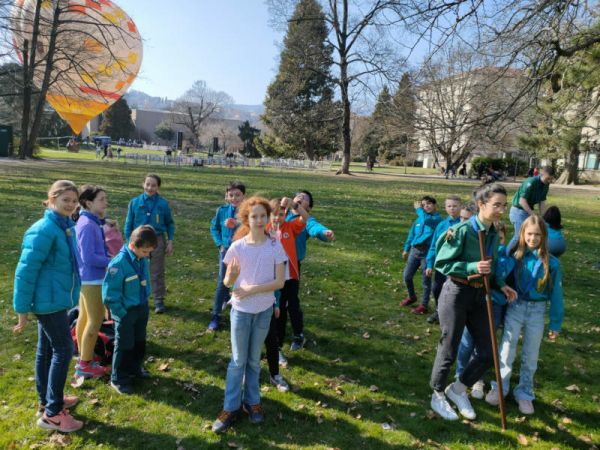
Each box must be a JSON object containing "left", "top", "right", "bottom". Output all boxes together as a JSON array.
[{"left": 127, "top": 0, "right": 281, "bottom": 105}]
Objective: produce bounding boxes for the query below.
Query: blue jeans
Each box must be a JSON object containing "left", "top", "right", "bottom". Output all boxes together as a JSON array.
[
  {"left": 212, "top": 249, "right": 230, "bottom": 317},
  {"left": 223, "top": 307, "right": 272, "bottom": 411},
  {"left": 498, "top": 299, "right": 546, "bottom": 401},
  {"left": 508, "top": 207, "right": 529, "bottom": 251},
  {"left": 35, "top": 310, "right": 74, "bottom": 416},
  {"left": 456, "top": 302, "right": 506, "bottom": 378},
  {"left": 403, "top": 247, "right": 432, "bottom": 306}
]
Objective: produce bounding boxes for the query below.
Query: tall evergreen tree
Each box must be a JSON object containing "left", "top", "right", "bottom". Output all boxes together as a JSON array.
[
  {"left": 99, "top": 97, "right": 135, "bottom": 140},
  {"left": 237, "top": 120, "right": 261, "bottom": 157},
  {"left": 391, "top": 73, "right": 416, "bottom": 153},
  {"left": 262, "top": 0, "right": 341, "bottom": 160}
]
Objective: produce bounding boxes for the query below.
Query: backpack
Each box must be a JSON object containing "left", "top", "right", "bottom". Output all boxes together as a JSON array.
[{"left": 68, "top": 307, "right": 115, "bottom": 366}]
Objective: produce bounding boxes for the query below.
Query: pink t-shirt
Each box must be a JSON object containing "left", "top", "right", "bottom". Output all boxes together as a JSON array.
[{"left": 223, "top": 236, "right": 288, "bottom": 313}]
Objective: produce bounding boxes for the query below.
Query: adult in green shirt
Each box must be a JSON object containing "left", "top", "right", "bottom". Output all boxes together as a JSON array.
[
  {"left": 508, "top": 166, "right": 554, "bottom": 250},
  {"left": 429, "top": 183, "right": 518, "bottom": 422}
]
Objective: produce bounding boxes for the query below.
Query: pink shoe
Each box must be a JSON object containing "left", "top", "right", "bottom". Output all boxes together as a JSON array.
[
  {"left": 37, "top": 409, "right": 83, "bottom": 432},
  {"left": 400, "top": 297, "right": 417, "bottom": 307},
  {"left": 36, "top": 395, "right": 79, "bottom": 418},
  {"left": 75, "top": 360, "right": 106, "bottom": 378},
  {"left": 412, "top": 305, "right": 427, "bottom": 315}
]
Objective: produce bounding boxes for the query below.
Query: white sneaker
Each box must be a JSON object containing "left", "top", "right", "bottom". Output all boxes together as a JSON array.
[
  {"left": 445, "top": 383, "right": 476, "bottom": 420},
  {"left": 278, "top": 350, "right": 288, "bottom": 368},
  {"left": 430, "top": 391, "right": 459, "bottom": 421},
  {"left": 270, "top": 374, "right": 290, "bottom": 392},
  {"left": 485, "top": 387, "right": 500, "bottom": 406},
  {"left": 471, "top": 380, "right": 485, "bottom": 400},
  {"left": 518, "top": 399, "right": 534, "bottom": 415}
]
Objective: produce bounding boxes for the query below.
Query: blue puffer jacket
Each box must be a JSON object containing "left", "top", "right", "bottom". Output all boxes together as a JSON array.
[{"left": 13, "top": 209, "right": 81, "bottom": 314}]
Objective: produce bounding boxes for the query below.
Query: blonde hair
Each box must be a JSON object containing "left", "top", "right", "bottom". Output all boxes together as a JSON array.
[
  {"left": 511, "top": 215, "right": 550, "bottom": 288},
  {"left": 43, "top": 180, "right": 78, "bottom": 207},
  {"left": 232, "top": 196, "right": 272, "bottom": 241},
  {"left": 445, "top": 195, "right": 462, "bottom": 204}
]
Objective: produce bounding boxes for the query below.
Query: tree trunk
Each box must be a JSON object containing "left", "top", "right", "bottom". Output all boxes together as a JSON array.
[
  {"left": 556, "top": 139, "right": 580, "bottom": 185},
  {"left": 18, "top": 40, "right": 31, "bottom": 160}
]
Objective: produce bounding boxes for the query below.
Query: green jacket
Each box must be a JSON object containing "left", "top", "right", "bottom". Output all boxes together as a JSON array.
[
  {"left": 511, "top": 176, "right": 549, "bottom": 210},
  {"left": 433, "top": 216, "right": 506, "bottom": 288}
]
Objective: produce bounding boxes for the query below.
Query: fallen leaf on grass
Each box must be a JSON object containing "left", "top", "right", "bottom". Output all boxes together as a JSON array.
[
  {"left": 49, "top": 433, "right": 71, "bottom": 447},
  {"left": 369, "top": 385, "right": 379, "bottom": 392},
  {"left": 362, "top": 332, "right": 370, "bottom": 339},
  {"left": 89, "top": 398, "right": 100, "bottom": 406},
  {"left": 551, "top": 399, "right": 566, "bottom": 412},
  {"left": 517, "top": 434, "right": 529, "bottom": 446},
  {"left": 592, "top": 395, "right": 598, "bottom": 402},
  {"left": 227, "top": 442, "right": 239, "bottom": 448},
  {"left": 425, "top": 409, "right": 437, "bottom": 420},
  {"left": 561, "top": 416, "right": 572, "bottom": 424},
  {"left": 426, "top": 439, "right": 443, "bottom": 448},
  {"left": 335, "top": 387, "right": 344, "bottom": 395},
  {"left": 514, "top": 416, "right": 527, "bottom": 423},
  {"left": 381, "top": 422, "right": 395, "bottom": 430},
  {"left": 578, "top": 435, "right": 594, "bottom": 444},
  {"left": 565, "top": 384, "right": 580, "bottom": 393},
  {"left": 158, "top": 362, "right": 170, "bottom": 372}
]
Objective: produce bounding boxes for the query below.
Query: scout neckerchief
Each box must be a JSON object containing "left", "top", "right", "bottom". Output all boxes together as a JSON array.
[
  {"left": 120, "top": 247, "right": 148, "bottom": 304},
  {"left": 226, "top": 204, "right": 236, "bottom": 247},
  {"left": 80, "top": 210, "right": 109, "bottom": 257},
  {"left": 142, "top": 193, "right": 159, "bottom": 225},
  {"left": 50, "top": 209, "right": 80, "bottom": 282},
  {"left": 514, "top": 252, "right": 544, "bottom": 297},
  {"left": 470, "top": 216, "right": 494, "bottom": 258}
]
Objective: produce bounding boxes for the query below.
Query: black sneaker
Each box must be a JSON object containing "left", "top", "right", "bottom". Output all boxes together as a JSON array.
[
  {"left": 155, "top": 304, "right": 166, "bottom": 314},
  {"left": 290, "top": 334, "right": 306, "bottom": 351},
  {"left": 110, "top": 381, "right": 133, "bottom": 395},
  {"left": 427, "top": 311, "right": 439, "bottom": 324},
  {"left": 212, "top": 410, "right": 238, "bottom": 433},
  {"left": 242, "top": 403, "right": 265, "bottom": 424}
]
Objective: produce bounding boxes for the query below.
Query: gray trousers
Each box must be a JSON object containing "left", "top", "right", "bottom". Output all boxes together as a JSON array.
[
  {"left": 150, "top": 234, "right": 166, "bottom": 306},
  {"left": 430, "top": 278, "right": 494, "bottom": 392}
]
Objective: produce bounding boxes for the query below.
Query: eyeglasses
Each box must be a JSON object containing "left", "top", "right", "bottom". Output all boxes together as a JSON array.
[{"left": 486, "top": 202, "right": 507, "bottom": 211}]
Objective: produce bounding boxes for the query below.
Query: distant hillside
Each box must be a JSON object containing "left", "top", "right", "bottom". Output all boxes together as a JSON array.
[{"left": 124, "top": 90, "right": 264, "bottom": 125}]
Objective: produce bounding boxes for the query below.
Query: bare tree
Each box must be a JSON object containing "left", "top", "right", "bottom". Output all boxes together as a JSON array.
[
  {"left": 171, "top": 80, "right": 234, "bottom": 145},
  {"left": 2, "top": 0, "right": 142, "bottom": 159},
  {"left": 267, "top": 0, "right": 408, "bottom": 174},
  {"left": 413, "top": 45, "right": 531, "bottom": 171}
]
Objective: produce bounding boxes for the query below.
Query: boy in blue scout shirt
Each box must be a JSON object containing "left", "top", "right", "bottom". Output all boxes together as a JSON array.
[
  {"left": 400, "top": 196, "right": 442, "bottom": 313},
  {"left": 124, "top": 174, "right": 175, "bottom": 314},
  {"left": 103, "top": 225, "right": 157, "bottom": 395},
  {"left": 207, "top": 181, "right": 246, "bottom": 332}
]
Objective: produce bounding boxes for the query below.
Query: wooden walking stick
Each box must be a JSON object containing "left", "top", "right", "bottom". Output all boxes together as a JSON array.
[{"left": 477, "top": 229, "right": 508, "bottom": 431}]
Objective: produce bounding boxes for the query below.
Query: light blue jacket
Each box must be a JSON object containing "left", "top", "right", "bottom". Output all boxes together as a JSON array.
[
  {"left": 426, "top": 216, "right": 460, "bottom": 269},
  {"left": 13, "top": 209, "right": 81, "bottom": 314},
  {"left": 210, "top": 204, "right": 238, "bottom": 250},
  {"left": 102, "top": 246, "right": 151, "bottom": 319},
  {"left": 404, "top": 208, "right": 442, "bottom": 252},
  {"left": 490, "top": 245, "right": 515, "bottom": 306},
  {"left": 286, "top": 212, "right": 329, "bottom": 262},
  {"left": 513, "top": 250, "right": 564, "bottom": 332},
  {"left": 124, "top": 193, "right": 175, "bottom": 241}
]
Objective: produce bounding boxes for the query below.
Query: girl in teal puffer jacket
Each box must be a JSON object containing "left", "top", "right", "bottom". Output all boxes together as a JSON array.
[{"left": 13, "top": 180, "right": 85, "bottom": 433}]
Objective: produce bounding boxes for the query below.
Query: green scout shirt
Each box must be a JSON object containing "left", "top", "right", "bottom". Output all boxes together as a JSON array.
[
  {"left": 511, "top": 176, "right": 549, "bottom": 210},
  {"left": 433, "top": 216, "right": 506, "bottom": 288}
]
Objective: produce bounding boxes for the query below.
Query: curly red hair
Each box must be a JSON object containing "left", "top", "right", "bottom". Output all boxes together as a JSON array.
[{"left": 232, "top": 196, "right": 272, "bottom": 241}]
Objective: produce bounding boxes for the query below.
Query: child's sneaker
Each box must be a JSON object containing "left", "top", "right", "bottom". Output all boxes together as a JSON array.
[
  {"left": 242, "top": 403, "right": 265, "bottom": 424},
  {"left": 212, "top": 410, "right": 238, "bottom": 433},
  {"left": 426, "top": 311, "right": 439, "bottom": 324},
  {"left": 517, "top": 399, "right": 534, "bottom": 415},
  {"left": 412, "top": 305, "right": 427, "bottom": 315},
  {"left": 445, "top": 383, "right": 476, "bottom": 420},
  {"left": 207, "top": 315, "right": 220, "bottom": 332},
  {"left": 154, "top": 303, "right": 166, "bottom": 314},
  {"left": 75, "top": 360, "right": 106, "bottom": 379},
  {"left": 278, "top": 350, "right": 288, "bottom": 368},
  {"left": 471, "top": 380, "right": 485, "bottom": 399},
  {"left": 110, "top": 381, "right": 133, "bottom": 395},
  {"left": 270, "top": 374, "right": 290, "bottom": 392},
  {"left": 430, "top": 391, "right": 459, "bottom": 421},
  {"left": 400, "top": 297, "right": 416, "bottom": 307},
  {"left": 37, "top": 410, "right": 83, "bottom": 433},
  {"left": 36, "top": 395, "right": 79, "bottom": 418},
  {"left": 485, "top": 387, "right": 501, "bottom": 406},
  {"left": 290, "top": 334, "right": 306, "bottom": 351}
]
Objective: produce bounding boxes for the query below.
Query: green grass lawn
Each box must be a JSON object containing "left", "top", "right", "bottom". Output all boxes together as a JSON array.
[{"left": 0, "top": 159, "right": 599, "bottom": 449}]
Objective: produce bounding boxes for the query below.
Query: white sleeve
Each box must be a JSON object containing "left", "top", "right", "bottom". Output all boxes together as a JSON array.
[
  {"left": 274, "top": 241, "right": 288, "bottom": 264},
  {"left": 223, "top": 242, "right": 237, "bottom": 265}
]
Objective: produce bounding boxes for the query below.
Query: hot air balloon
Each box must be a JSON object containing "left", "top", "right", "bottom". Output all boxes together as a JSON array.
[{"left": 11, "top": 0, "right": 143, "bottom": 134}]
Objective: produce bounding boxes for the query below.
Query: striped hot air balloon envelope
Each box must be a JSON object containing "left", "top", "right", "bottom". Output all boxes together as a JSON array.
[{"left": 12, "top": 0, "right": 143, "bottom": 134}]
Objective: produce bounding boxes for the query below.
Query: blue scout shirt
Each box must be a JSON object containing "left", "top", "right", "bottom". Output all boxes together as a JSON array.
[
  {"left": 210, "top": 204, "right": 238, "bottom": 250},
  {"left": 286, "top": 212, "right": 329, "bottom": 262},
  {"left": 124, "top": 193, "right": 175, "bottom": 241},
  {"left": 404, "top": 208, "right": 442, "bottom": 252},
  {"left": 490, "top": 245, "right": 515, "bottom": 306},
  {"left": 102, "top": 245, "right": 151, "bottom": 319},
  {"left": 426, "top": 216, "right": 460, "bottom": 269},
  {"left": 513, "top": 249, "right": 563, "bottom": 332}
]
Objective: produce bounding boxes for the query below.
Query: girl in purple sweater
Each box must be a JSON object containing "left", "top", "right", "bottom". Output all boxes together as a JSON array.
[{"left": 74, "top": 185, "right": 111, "bottom": 378}]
